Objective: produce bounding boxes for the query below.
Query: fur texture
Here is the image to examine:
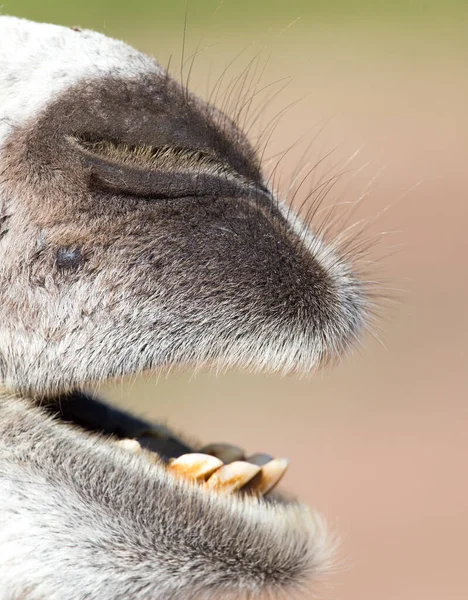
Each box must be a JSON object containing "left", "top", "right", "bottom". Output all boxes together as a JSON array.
[
  {"left": 0, "top": 17, "right": 367, "bottom": 394},
  {"left": 0, "top": 16, "right": 367, "bottom": 599},
  {"left": 0, "top": 17, "right": 160, "bottom": 146},
  {"left": 0, "top": 395, "right": 332, "bottom": 600}
]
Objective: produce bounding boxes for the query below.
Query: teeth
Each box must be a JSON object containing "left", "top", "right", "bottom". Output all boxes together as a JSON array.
[
  {"left": 168, "top": 453, "right": 223, "bottom": 482},
  {"left": 200, "top": 443, "right": 245, "bottom": 464},
  {"left": 244, "top": 458, "right": 289, "bottom": 496},
  {"left": 146, "top": 445, "right": 289, "bottom": 497},
  {"left": 205, "top": 461, "right": 261, "bottom": 493},
  {"left": 246, "top": 453, "right": 274, "bottom": 467},
  {"left": 116, "top": 439, "right": 142, "bottom": 453}
]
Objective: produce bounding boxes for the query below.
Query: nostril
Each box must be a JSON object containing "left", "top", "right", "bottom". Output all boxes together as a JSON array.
[{"left": 56, "top": 247, "right": 84, "bottom": 270}]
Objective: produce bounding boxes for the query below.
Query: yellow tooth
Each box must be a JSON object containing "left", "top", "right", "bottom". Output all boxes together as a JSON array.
[
  {"left": 201, "top": 443, "right": 245, "bottom": 464},
  {"left": 205, "top": 461, "right": 261, "bottom": 493},
  {"left": 245, "top": 458, "right": 289, "bottom": 496},
  {"left": 168, "top": 453, "right": 224, "bottom": 482},
  {"left": 116, "top": 439, "right": 142, "bottom": 453}
]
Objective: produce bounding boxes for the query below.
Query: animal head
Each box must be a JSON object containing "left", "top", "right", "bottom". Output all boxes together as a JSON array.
[{"left": 0, "top": 16, "right": 367, "bottom": 395}]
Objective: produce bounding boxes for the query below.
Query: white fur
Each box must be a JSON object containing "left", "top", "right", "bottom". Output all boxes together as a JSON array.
[
  {"left": 0, "top": 396, "right": 334, "bottom": 599},
  {"left": 0, "top": 16, "right": 161, "bottom": 147}
]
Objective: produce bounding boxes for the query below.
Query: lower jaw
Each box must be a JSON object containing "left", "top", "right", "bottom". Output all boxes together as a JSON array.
[{"left": 45, "top": 388, "right": 289, "bottom": 498}]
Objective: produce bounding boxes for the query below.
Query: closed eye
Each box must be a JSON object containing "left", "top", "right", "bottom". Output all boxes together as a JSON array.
[
  {"left": 73, "top": 138, "right": 238, "bottom": 180},
  {"left": 68, "top": 136, "right": 267, "bottom": 202}
]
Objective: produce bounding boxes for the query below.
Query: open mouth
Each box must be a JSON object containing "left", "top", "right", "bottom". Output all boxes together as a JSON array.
[{"left": 47, "top": 390, "right": 289, "bottom": 499}]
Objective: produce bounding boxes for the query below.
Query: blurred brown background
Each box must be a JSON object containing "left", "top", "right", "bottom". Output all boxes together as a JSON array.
[{"left": 6, "top": 1, "right": 467, "bottom": 598}]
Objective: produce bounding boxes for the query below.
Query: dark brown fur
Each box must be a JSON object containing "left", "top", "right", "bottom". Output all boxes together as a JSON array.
[{"left": 0, "top": 73, "right": 363, "bottom": 394}]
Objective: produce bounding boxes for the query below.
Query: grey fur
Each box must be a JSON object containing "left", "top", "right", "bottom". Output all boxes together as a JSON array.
[
  {"left": 0, "top": 395, "right": 332, "bottom": 599},
  {"left": 0, "top": 17, "right": 368, "bottom": 599}
]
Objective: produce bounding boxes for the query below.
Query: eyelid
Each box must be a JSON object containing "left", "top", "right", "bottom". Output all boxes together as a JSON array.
[
  {"left": 67, "top": 136, "right": 271, "bottom": 203},
  {"left": 68, "top": 137, "right": 234, "bottom": 179}
]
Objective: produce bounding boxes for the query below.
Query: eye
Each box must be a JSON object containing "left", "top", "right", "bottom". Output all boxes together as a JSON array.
[
  {"left": 68, "top": 136, "right": 268, "bottom": 203},
  {"left": 56, "top": 247, "right": 84, "bottom": 270}
]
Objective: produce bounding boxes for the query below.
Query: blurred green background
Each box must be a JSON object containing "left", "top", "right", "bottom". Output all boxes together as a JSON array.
[
  {"left": 2, "top": 2, "right": 466, "bottom": 599},
  {"left": 5, "top": 0, "right": 468, "bottom": 53},
  {"left": 7, "top": 0, "right": 468, "bottom": 30}
]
